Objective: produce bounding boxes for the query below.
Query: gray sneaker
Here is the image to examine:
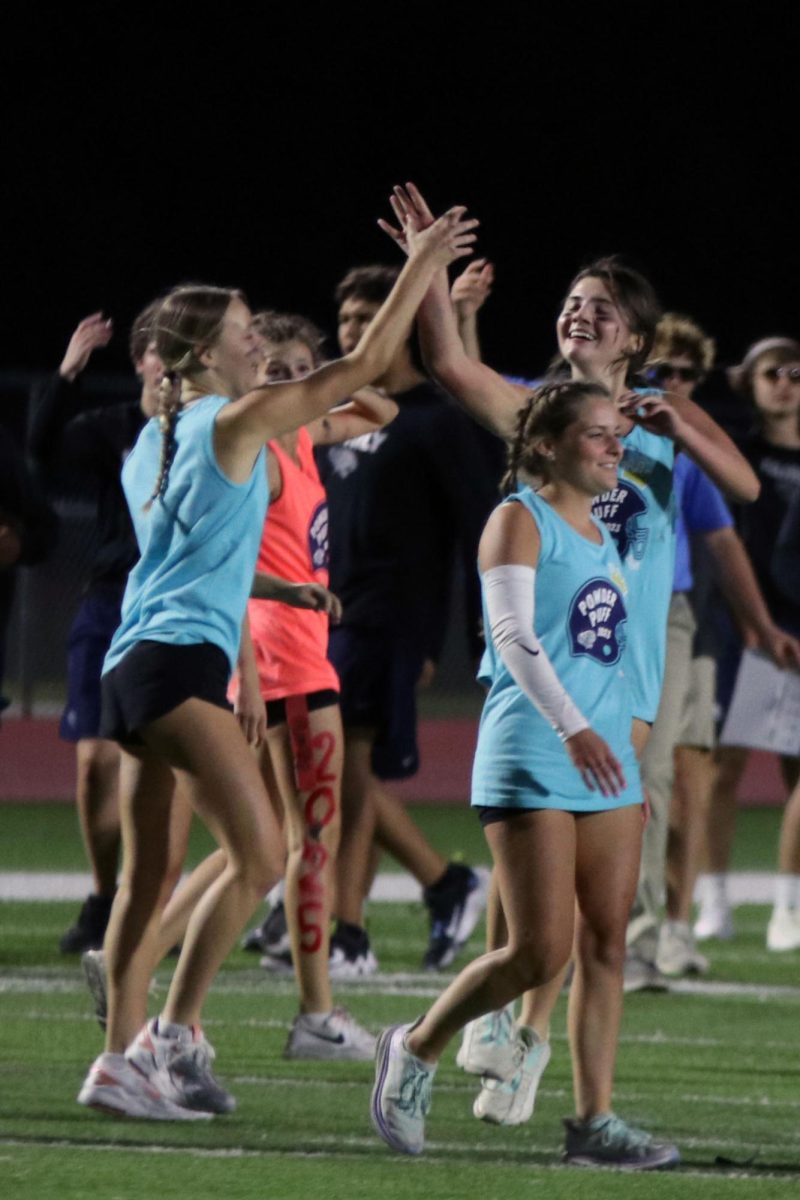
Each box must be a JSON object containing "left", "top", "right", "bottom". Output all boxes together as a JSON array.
[
  {"left": 81, "top": 948, "right": 108, "bottom": 1029},
  {"left": 456, "top": 1003, "right": 516, "bottom": 1078},
  {"left": 126, "top": 1018, "right": 235, "bottom": 1114},
  {"left": 473, "top": 1026, "right": 551, "bottom": 1125},
  {"left": 563, "top": 1112, "right": 680, "bottom": 1170},
  {"left": 622, "top": 952, "right": 670, "bottom": 994},
  {"left": 284, "top": 1008, "right": 376, "bottom": 1061},
  {"left": 371, "top": 1023, "right": 436, "bottom": 1155}
]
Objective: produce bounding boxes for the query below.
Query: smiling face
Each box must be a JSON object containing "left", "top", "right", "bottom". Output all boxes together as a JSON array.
[
  {"left": 542, "top": 394, "right": 624, "bottom": 496},
  {"left": 200, "top": 296, "right": 261, "bottom": 399},
  {"left": 556, "top": 276, "right": 639, "bottom": 382},
  {"left": 258, "top": 337, "right": 317, "bottom": 385},
  {"left": 751, "top": 352, "right": 800, "bottom": 421}
]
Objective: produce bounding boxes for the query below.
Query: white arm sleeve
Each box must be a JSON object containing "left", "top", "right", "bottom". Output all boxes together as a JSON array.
[{"left": 483, "top": 564, "right": 589, "bottom": 741}]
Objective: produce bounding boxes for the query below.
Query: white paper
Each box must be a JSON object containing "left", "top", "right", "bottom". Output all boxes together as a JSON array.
[{"left": 720, "top": 649, "right": 800, "bottom": 756}]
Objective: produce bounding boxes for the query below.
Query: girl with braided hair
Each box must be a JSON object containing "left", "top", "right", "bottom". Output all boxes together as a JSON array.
[
  {"left": 76, "top": 201, "right": 478, "bottom": 1121},
  {"left": 371, "top": 379, "right": 678, "bottom": 1167}
]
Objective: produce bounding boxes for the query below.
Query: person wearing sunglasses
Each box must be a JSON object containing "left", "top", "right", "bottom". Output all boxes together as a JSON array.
[{"left": 696, "top": 336, "right": 800, "bottom": 953}]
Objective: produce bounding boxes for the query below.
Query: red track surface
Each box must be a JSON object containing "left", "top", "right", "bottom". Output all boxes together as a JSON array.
[{"left": 0, "top": 718, "right": 785, "bottom": 806}]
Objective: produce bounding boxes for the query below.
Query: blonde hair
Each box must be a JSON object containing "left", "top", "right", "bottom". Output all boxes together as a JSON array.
[
  {"left": 650, "top": 312, "right": 716, "bottom": 372},
  {"left": 143, "top": 284, "right": 245, "bottom": 510}
]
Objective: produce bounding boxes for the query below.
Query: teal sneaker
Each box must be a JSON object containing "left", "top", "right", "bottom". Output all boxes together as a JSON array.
[
  {"left": 371, "top": 1023, "right": 436, "bottom": 1155},
  {"left": 473, "top": 1026, "right": 551, "bottom": 1125},
  {"left": 563, "top": 1112, "right": 680, "bottom": 1170},
  {"left": 456, "top": 1003, "right": 516, "bottom": 1078}
]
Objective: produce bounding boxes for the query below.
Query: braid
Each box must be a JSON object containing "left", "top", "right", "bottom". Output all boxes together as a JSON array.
[
  {"left": 143, "top": 373, "right": 182, "bottom": 511},
  {"left": 501, "top": 395, "right": 536, "bottom": 495},
  {"left": 500, "top": 380, "right": 610, "bottom": 495}
]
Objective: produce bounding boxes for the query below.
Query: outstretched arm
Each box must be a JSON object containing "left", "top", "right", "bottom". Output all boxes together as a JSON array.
[
  {"left": 307, "top": 387, "right": 399, "bottom": 446},
  {"left": 380, "top": 184, "right": 528, "bottom": 439},
  {"left": 215, "top": 207, "right": 478, "bottom": 480},
  {"left": 451, "top": 258, "right": 494, "bottom": 362}
]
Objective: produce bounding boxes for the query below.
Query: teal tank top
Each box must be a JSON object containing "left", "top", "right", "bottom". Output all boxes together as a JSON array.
[
  {"left": 104, "top": 395, "right": 268, "bottom": 676},
  {"left": 591, "top": 419, "right": 676, "bottom": 722},
  {"left": 472, "top": 487, "right": 642, "bottom": 812}
]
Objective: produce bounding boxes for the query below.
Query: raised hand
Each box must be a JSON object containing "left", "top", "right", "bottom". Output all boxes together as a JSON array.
[
  {"left": 378, "top": 182, "right": 476, "bottom": 266},
  {"left": 564, "top": 727, "right": 626, "bottom": 797},
  {"left": 59, "top": 312, "right": 113, "bottom": 382},
  {"left": 451, "top": 258, "right": 495, "bottom": 318}
]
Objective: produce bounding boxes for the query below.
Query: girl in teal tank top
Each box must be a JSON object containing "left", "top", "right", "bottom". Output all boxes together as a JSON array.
[
  {"left": 78, "top": 205, "right": 481, "bottom": 1122},
  {"left": 372, "top": 382, "right": 679, "bottom": 1165}
]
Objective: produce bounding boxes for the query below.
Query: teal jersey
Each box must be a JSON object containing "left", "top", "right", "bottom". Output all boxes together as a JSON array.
[
  {"left": 104, "top": 395, "right": 268, "bottom": 677},
  {"left": 591, "top": 419, "right": 676, "bottom": 721},
  {"left": 472, "top": 488, "right": 642, "bottom": 813}
]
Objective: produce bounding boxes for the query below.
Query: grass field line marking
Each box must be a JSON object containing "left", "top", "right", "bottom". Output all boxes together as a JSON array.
[
  {"left": 4, "top": 970, "right": 800, "bottom": 1005},
  {"left": 0, "top": 869, "right": 781, "bottom": 904},
  {"left": 0, "top": 1137, "right": 796, "bottom": 1181}
]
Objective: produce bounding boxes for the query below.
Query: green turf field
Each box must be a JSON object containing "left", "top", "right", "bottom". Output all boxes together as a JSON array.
[{"left": 1, "top": 804, "right": 799, "bottom": 1197}]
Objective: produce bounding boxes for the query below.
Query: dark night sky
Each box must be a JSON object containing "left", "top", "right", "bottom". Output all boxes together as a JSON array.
[{"left": 2, "top": 5, "right": 796, "bottom": 377}]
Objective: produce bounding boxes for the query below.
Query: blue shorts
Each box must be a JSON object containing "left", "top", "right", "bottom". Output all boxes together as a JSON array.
[
  {"left": 60, "top": 583, "right": 125, "bottom": 742},
  {"left": 327, "top": 626, "right": 424, "bottom": 780}
]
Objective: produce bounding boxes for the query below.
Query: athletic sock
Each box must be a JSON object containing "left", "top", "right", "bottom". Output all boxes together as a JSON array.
[{"left": 773, "top": 874, "right": 800, "bottom": 913}]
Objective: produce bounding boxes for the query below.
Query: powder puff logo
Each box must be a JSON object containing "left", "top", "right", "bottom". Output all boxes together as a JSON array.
[
  {"left": 567, "top": 576, "right": 627, "bottom": 665},
  {"left": 308, "top": 501, "right": 329, "bottom": 571},
  {"left": 592, "top": 479, "right": 648, "bottom": 565}
]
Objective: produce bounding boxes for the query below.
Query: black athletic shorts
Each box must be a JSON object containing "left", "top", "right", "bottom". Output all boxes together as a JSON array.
[
  {"left": 327, "top": 626, "right": 424, "bottom": 781},
  {"left": 265, "top": 688, "right": 339, "bottom": 727},
  {"left": 99, "top": 640, "right": 231, "bottom": 746}
]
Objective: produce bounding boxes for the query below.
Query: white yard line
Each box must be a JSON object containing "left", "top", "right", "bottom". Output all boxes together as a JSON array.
[{"left": 0, "top": 869, "right": 784, "bottom": 903}]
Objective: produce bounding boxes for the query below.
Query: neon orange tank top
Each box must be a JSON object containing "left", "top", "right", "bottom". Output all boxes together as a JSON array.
[{"left": 247, "top": 427, "right": 339, "bottom": 700}]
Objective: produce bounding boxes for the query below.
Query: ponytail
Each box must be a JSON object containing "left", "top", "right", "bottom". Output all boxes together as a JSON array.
[{"left": 143, "top": 373, "right": 182, "bottom": 511}]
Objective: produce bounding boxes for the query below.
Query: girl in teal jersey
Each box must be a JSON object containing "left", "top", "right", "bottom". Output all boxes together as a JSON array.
[
  {"left": 77, "top": 205, "right": 479, "bottom": 1121},
  {"left": 375, "top": 184, "right": 758, "bottom": 1166},
  {"left": 371, "top": 380, "right": 678, "bottom": 1168}
]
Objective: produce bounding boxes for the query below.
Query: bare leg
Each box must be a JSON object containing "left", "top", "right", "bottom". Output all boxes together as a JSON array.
[
  {"left": 704, "top": 746, "right": 748, "bottom": 872},
  {"left": 407, "top": 810, "right": 577, "bottom": 1063},
  {"left": 264, "top": 704, "right": 343, "bottom": 1013},
  {"left": 373, "top": 788, "right": 446, "bottom": 887},
  {"left": 667, "top": 746, "right": 713, "bottom": 922},
  {"left": 104, "top": 750, "right": 181, "bottom": 1053},
  {"left": 335, "top": 732, "right": 378, "bottom": 925},
  {"left": 569, "top": 805, "right": 643, "bottom": 1118},
  {"left": 519, "top": 719, "right": 651, "bottom": 1031},
  {"left": 777, "top": 757, "right": 800, "bottom": 875},
  {"left": 76, "top": 737, "right": 121, "bottom": 895},
  {"left": 140, "top": 700, "right": 283, "bottom": 1030}
]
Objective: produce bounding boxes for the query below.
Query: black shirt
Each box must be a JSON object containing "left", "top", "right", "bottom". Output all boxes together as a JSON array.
[
  {"left": 316, "top": 382, "right": 500, "bottom": 661},
  {"left": 29, "top": 373, "right": 144, "bottom": 588},
  {"left": 735, "top": 432, "right": 800, "bottom": 633}
]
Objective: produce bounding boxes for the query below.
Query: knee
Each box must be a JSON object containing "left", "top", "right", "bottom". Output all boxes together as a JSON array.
[
  {"left": 578, "top": 924, "right": 626, "bottom": 975},
  {"left": 501, "top": 933, "right": 571, "bottom": 993}
]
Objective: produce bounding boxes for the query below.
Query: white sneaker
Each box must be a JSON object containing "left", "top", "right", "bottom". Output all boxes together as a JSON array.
[
  {"left": 284, "top": 1008, "right": 376, "bottom": 1061},
  {"left": 473, "top": 1027, "right": 551, "bottom": 1125},
  {"left": 456, "top": 1003, "right": 516, "bottom": 1078},
  {"left": 766, "top": 909, "right": 800, "bottom": 952},
  {"left": 328, "top": 945, "right": 379, "bottom": 979},
  {"left": 656, "top": 921, "right": 709, "bottom": 977},
  {"left": 371, "top": 1023, "right": 436, "bottom": 1155},
  {"left": 77, "top": 1052, "right": 212, "bottom": 1121},
  {"left": 126, "top": 1018, "right": 235, "bottom": 1114},
  {"left": 693, "top": 878, "right": 734, "bottom": 941}
]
